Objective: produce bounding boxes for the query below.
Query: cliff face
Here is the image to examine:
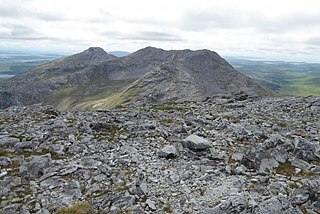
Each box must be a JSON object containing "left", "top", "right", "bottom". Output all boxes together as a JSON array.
[{"left": 0, "top": 47, "right": 274, "bottom": 110}]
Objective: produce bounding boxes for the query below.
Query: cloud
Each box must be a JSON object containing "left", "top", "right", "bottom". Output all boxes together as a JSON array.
[
  {"left": 306, "top": 37, "right": 320, "bottom": 46},
  {"left": 0, "top": 23, "right": 67, "bottom": 42},
  {"left": 102, "top": 31, "right": 183, "bottom": 42},
  {"left": 123, "top": 31, "right": 182, "bottom": 41},
  {"left": 179, "top": 8, "right": 320, "bottom": 33},
  {"left": 0, "top": 3, "right": 64, "bottom": 21},
  {"left": 0, "top": 0, "right": 319, "bottom": 62}
]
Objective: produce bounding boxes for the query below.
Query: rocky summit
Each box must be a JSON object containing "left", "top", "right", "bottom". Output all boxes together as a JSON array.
[
  {"left": 0, "top": 47, "right": 274, "bottom": 111},
  {"left": 0, "top": 96, "right": 319, "bottom": 213}
]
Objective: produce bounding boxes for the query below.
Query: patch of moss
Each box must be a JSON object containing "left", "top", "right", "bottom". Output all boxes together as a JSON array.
[
  {"left": 152, "top": 105, "right": 188, "bottom": 113},
  {"left": 95, "top": 133, "right": 108, "bottom": 142},
  {"left": 199, "top": 188, "right": 206, "bottom": 196},
  {"left": 162, "top": 203, "right": 173, "bottom": 214},
  {"left": 10, "top": 184, "right": 32, "bottom": 198},
  {"left": 0, "top": 149, "right": 8, "bottom": 156},
  {"left": 160, "top": 118, "right": 181, "bottom": 124},
  {"left": 113, "top": 182, "right": 130, "bottom": 192},
  {"left": 288, "top": 182, "right": 299, "bottom": 189},
  {"left": 0, "top": 119, "right": 6, "bottom": 125},
  {"left": 54, "top": 202, "right": 96, "bottom": 214},
  {"left": 299, "top": 170, "right": 318, "bottom": 177},
  {"left": 275, "top": 162, "right": 296, "bottom": 176},
  {"left": 248, "top": 183, "right": 257, "bottom": 190},
  {"left": 278, "top": 122, "right": 288, "bottom": 128},
  {"left": 114, "top": 104, "right": 126, "bottom": 109},
  {"left": 43, "top": 110, "right": 59, "bottom": 117},
  {"left": 298, "top": 205, "right": 310, "bottom": 214}
]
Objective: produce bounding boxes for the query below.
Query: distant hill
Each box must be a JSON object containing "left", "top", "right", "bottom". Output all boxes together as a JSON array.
[
  {"left": 0, "top": 47, "right": 274, "bottom": 110},
  {"left": 108, "top": 51, "right": 130, "bottom": 57}
]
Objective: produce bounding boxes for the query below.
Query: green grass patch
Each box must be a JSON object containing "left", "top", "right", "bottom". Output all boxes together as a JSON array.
[
  {"left": 152, "top": 105, "right": 188, "bottom": 113},
  {"left": 0, "top": 149, "right": 8, "bottom": 156},
  {"left": 160, "top": 118, "right": 181, "bottom": 124},
  {"left": 229, "top": 58, "right": 320, "bottom": 96},
  {"left": 275, "top": 162, "right": 296, "bottom": 176},
  {"left": 54, "top": 202, "right": 96, "bottom": 214},
  {"left": 288, "top": 182, "right": 299, "bottom": 189}
]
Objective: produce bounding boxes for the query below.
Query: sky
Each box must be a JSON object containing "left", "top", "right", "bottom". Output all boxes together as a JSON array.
[{"left": 0, "top": 0, "right": 320, "bottom": 62}]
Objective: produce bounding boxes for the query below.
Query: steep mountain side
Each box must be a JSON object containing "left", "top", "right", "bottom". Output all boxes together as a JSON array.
[
  {"left": 131, "top": 50, "right": 273, "bottom": 104},
  {"left": 0, "top": 47, "right": 117, "bottom": 109},
  {"left": 12, "top": 47, "right": 114, "bottom": 82},
  {"left": 90, "top": 49, "right": 274, "bottom": 108}
]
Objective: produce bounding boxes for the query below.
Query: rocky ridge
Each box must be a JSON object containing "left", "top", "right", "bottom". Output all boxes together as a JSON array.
[
  {"left": 0, "top": 47, "right": 274, "bottom": 110},
  {"left": 0, "top": 96, "right": 319, "bottom": 213}
]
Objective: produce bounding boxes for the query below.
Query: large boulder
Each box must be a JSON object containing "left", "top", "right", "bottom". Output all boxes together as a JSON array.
[
  {"left": 182, "top": 134, "right": 213, "bottom": 150},
  {"left": 19, "top": 153, "right": 52, "bottom": 180}
]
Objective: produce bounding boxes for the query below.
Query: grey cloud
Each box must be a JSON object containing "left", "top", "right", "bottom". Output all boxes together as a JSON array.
[
  {"left": 257, "top": 13, "right": 320, "bottom": 33},
  {"left": 306, "top": 36, "right": 320, "bottom": 46},
  {"left": 0, "top": 4, "right": 64, "bottom": 21},
  {"left": 125, "top": 31, "right": 182, "bottom": 41},
  {"left": 179, "top": 10, "right": 249, "bottom": 31},
  {"left": 103, "top": 31, "right": 183, "bottom": 42},
  {"left": 179, "top": 9, "right": 320, "bottom": 33},
  {"left": 87, "top": 10, "right": 114, "bottom": 23},
  {"left": 0, "top": 24, "right": 60, "bottom": 41},
  {"left": 0, "top": 24, "right": 35, "bottom": 37}
]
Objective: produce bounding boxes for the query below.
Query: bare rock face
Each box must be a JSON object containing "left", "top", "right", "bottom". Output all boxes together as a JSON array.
[{"left": 0, "top": 47, "right": 274, "bottom": 110}]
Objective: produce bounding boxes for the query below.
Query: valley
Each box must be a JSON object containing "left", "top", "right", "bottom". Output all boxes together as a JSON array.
[
  {"left": 226, "top": 57, "right": 320, "bottom": 96},
  {"left": 0, "top": 52, "right": 62, "bottom": 78}
]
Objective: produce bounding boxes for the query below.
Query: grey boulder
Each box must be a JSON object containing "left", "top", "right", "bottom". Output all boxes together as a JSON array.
[
  {"left": 158, "top": 145, "right": 178, "bottom": 158},
  {"left": 182, "top": 134, "right": 212, "bottom": 150}
]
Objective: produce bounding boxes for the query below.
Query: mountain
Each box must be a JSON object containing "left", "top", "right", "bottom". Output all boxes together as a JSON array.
[{"left": 0, "top": 47, "right": 275, "bottom": 110}]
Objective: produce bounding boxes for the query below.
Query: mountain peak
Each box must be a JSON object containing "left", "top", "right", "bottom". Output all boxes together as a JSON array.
[{"left": 83, "top": 47, "right": 108, "bottom": 55}]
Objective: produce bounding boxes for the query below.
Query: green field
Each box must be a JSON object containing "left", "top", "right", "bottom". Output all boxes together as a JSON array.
[{"left": 226, "top": 58, "right": 320, "bottom": 96}]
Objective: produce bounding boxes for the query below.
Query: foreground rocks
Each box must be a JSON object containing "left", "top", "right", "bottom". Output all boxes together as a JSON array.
[{"left": 0, "top": 96, "right": 319, "bottom": 213}]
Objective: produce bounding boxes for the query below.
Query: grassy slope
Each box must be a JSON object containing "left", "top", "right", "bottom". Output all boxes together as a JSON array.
[
  {"left": 227, "top": 58, "right": 320, "bottom": 96},
  {"left": 43, "top": 79, "right": 137, "bottom": 111}
]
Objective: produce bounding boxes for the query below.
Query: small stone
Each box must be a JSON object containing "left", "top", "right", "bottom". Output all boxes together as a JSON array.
[
  {"left": 231, "top": 153, "right": 244, "bottom": 161},
  {"left": 225, "top": 165, "right": 232, "bottom": 174},
  {"left": 291, "top": 187, "right": 310, "bottom": 205},
  {"left": 293, "top": 130, "right": 307, "bottom": 137},
  {"left": 235, "top": 165, "right": 248, "bottom": 175},
  {"left": 0, "top": 157, "right": 11, "bottom": 166},
  {"left": 146, "top": 199, "right": 156, "bottom": 211},
  {"left": 0, "top": 170, "right": 8, "bottom": 178},
  {"left": 259, "top": 158, "right": 279, "bottom": 172},
  {"left": 158, "top": 145, "right": 178, "bottom": 158}
]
